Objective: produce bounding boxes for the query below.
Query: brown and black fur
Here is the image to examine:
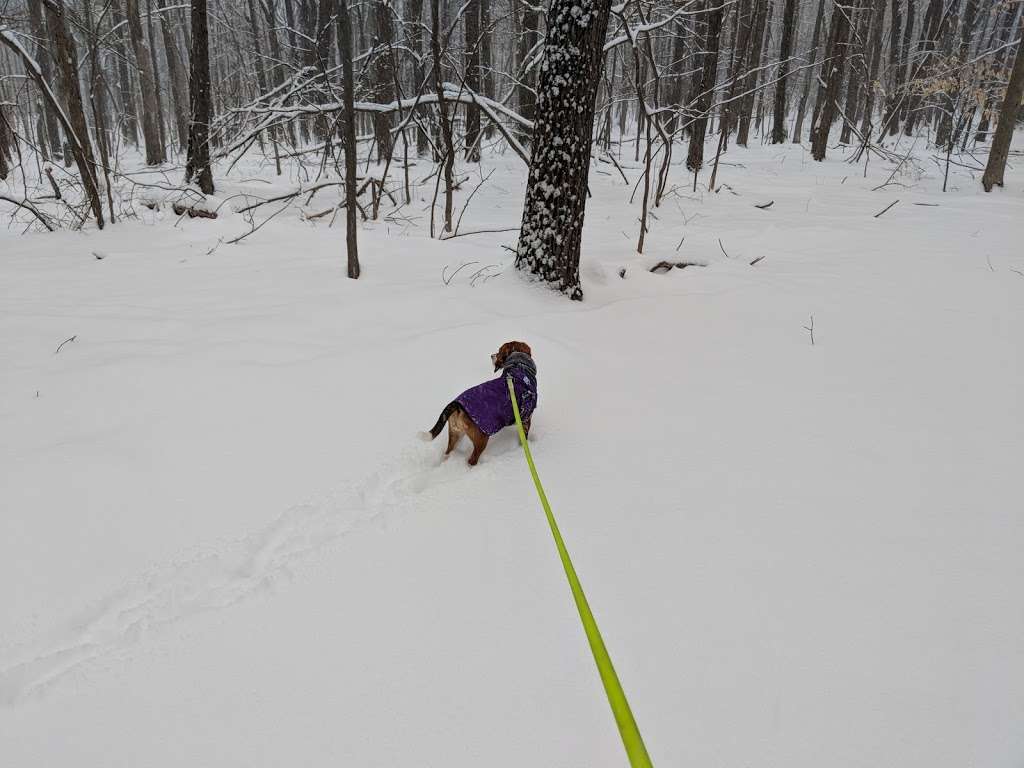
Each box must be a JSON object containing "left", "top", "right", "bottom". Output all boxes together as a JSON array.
[{"left": 423, "top": 341, "right": 533, "bottom": 466}]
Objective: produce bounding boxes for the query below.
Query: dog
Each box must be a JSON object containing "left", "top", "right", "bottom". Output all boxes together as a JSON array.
[{"left": 421, "top": 341, "right": 538, "bottom": 466}]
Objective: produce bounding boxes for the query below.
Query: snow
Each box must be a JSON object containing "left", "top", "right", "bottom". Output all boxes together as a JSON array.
[{"left": 2, "top": 134, "right": 1023, "bottom": 767}]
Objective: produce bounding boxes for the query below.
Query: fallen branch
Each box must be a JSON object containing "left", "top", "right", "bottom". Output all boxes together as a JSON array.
[
  {"left": 873, "top": 199, "right": 900, "bottom": 218},
  {"left": 649, "top": 260, "right": 706, "bottom": 273},
  {"left": 754, "top": 200, "right": 774, "bottom": 209},
  {"left": 443, "top": 226, "right": 519, "bottom": 240},
  {"left": 0, "top": 195, "right": 55, "bottom": 230},
  {"left": 172, "top": 202, "right": 218, "bottom": 219},
  {"left": 55, "top": 335, "right": 76, "bottom": 354}
]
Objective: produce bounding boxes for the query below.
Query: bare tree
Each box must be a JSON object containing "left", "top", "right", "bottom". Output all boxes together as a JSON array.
[
  {"left": 186, "top": 0, "right": 214, "bottom": 193},
  {"left": 125, "top": 0, "right": 166, "bottom": 163},
  {"left": 337, "top": 0, "right": 360, "bottom": 276},
  {"left": 982, "top": 17, "right": 1024, "bottom": 192},
  {"left": 430, "top": 0, "right": 455, "bottom": 233},
  {"left": 370, "top": 0, "right": 395, "bottom": 161},
  {"left": 464, "top": 0, "right": 482, "bottom": 160},
  {"left": 810, "top": 0, "right": 854, "bottom": 160},
  {"left": 771, "top": 0, "right": 799, "bottom": 142},
  {"left": 516, "top": 0, "right": 613, "bottom": 300},
  {"left": 686, "top": 0, "right": 724, "bottom": 171},
  {"left": 792, "top": 0, "right": 827, "bottom": 142}
]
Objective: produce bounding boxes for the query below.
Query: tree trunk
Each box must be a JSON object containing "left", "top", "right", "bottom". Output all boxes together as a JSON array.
[
  {"left": 430, "top": 0, "right": 455, "bottom": 233},
  {"left": 880, "top": 0, "right": 902, "bottom": 137},
  {"left": 902, "top": 0, "right": 943, "bottom": 137},
  {"left": 810, "top": 0, "right": 853, "bottom": 160},
  {"left": 370, "top": 0, "right": 395, "bottom": 160},
  {"left": 0, "top": 104, "right": 12, "bottom": 180},
  {"left": 792, "top": 0, "right": 827, "bottom": 142},
  {"left": 25, "top": 0, "right": 63, "bottom": 161},
  {"left": 736, "top": 0, "right": 770, "bottom": 146},
  {"left": 43, "top": 0, "right": 105, "bottom": 226},
  {"left": 158, "top": 0, "right": 190, "bottom": 151},
  {"left": 515, "top": 0, "right": 613, "bottom": 301},
  {"left": 464, "top": 0, "right": 482, "bottom": 160},
  {"left": 401, "top": 0, "right": 428, "bottom": 155},
  {"left": 125, "top": 0, "right": 166, "bottom": 163},
  {"left": 981, "top": 19, "right": 1024, "bottom": 191},
  {"left": 840, "top": 1, "right": 870, "bottom": 144},
  {"left": 479, "top": 0, "right": 494, "bottom": 138},
  {"left": 337, "top": 0, "right": 360, "bottom": 276},
  {"left": 771, "top": 0, "right": 799, "bottom": 142},
  {"left": 686, "top": 0, "right": 725, "bottom": 170},
  {"left": 857, "top": 0, "right": 887, "bottom": 139},
  {"left": 185, "top": 0, "right": 214, "bottom": 193},
  {"left": 312, "top": 0, "right": 333, "bottom": 141},
  {"left": 111, "top": 0, "right": 139, "bottom": 147},
  {"left": 665, "top": 20, "right": 689, "bottom": 135},
  {"left": 515, "top": 3, "right": 541, "bottom": 146}
]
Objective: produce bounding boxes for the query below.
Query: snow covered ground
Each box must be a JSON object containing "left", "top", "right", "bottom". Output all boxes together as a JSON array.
[{"left": 2, "top": 136, "right": 1023, "bottom": 767}]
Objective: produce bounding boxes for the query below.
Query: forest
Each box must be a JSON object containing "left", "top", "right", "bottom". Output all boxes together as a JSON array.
[{"left": 0, "top": 0, "right": 1021, "bottom": 296}]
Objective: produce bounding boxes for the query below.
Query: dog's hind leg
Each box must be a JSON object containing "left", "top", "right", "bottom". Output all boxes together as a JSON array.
[
  {"left": 466, "top": 427, "right": 489, "bottom": 466},
  {"left": 444, "top": 416, "right": 464, "bottom": 458}
]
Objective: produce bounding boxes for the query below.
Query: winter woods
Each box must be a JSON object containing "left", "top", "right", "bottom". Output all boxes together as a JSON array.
[{"left": 0, "top": 0, "right": 1021, "bottom": 293}]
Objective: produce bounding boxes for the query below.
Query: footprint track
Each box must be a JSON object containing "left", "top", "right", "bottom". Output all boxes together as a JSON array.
[{"left": 0, "top": 442, "right": 456, "bottom": 706}]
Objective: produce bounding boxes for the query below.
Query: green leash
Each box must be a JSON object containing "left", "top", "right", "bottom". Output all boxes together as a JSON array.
[{"left": 506, "top": 377, "right": 654, "bottom": 768}]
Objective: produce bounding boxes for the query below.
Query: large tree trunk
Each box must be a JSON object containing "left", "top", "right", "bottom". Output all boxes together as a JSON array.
[
  {"left": 686, "top": 0, "right": 725, "bottom": 170},
  {"left": 125, "top": 0, "right": 166, "bottom": 163},
  {"left": 981, "top": 18, "right": 1024, "bottom": 191},
  {"left": 185, "top": 0, "right": 214, "bottom": 193},
  {"left": 810, "top": 0, "right": 853, "bottom": 160},
  {"left": 771, "top": 0, "right": 799, "bottom": 142},
  {"left": 337, "top": 0, "right": 360, "bottom": 277},
  {"left": 515, "top": 0, "right": 613, "bottom": 301}
]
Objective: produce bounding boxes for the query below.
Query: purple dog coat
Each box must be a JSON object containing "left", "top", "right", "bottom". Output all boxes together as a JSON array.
[{"left": 455, "top": 353, "right": 537, "bottom": 436}]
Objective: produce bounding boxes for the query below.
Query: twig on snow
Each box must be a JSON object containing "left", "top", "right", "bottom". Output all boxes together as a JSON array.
[
  {"left": 873, "top": 199, "right": 900, "bottom": 218},
  {"left": 442, "top": 261, "right": 478, "bottom": 285},
  {"left": 55, "top": 335, "right": 77, "bottom": 354}
]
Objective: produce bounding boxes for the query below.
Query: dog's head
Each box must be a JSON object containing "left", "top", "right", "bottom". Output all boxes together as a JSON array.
[{"left": 491, "top": 341, "right": 532, "bottom": 372}]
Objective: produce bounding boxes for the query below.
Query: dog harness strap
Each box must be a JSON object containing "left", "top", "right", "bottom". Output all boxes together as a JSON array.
[{"left": 506, "top": 377, "right": 654, "bottom": 768}]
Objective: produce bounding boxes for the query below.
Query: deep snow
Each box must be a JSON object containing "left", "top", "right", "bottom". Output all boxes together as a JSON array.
[{"left": 2, "top": 136, "right": 1023, "bottom": 767}]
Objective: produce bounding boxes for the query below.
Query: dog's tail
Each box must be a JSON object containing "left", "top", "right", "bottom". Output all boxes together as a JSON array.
[{"left": 420, "top": 401, "right": 461, "bottom": 441}]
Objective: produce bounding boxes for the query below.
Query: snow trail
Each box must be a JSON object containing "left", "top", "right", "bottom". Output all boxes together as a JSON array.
[{"left": 0, "top": 441, "right": 455, "bottom": 705}]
